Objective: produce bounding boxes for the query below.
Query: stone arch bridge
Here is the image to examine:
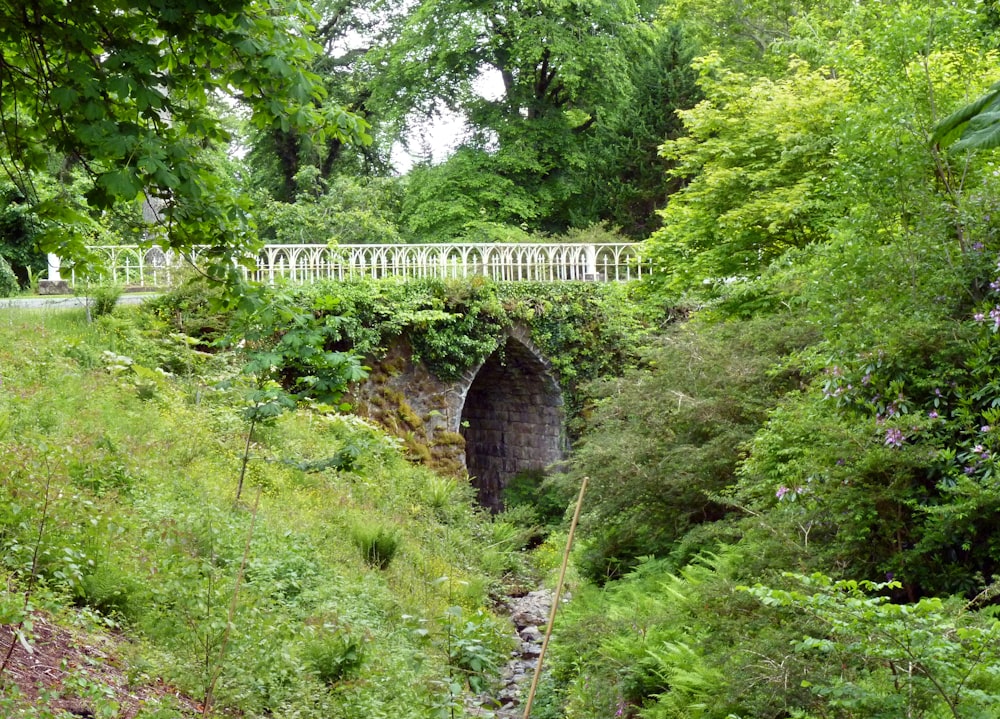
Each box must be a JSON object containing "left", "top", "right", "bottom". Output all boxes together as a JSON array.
[
  {"left": 353, "top": 324, "right": 566, "bottom": 512},
  {"left": 48, "top": 241, "right": 648, "bottom": 509}
]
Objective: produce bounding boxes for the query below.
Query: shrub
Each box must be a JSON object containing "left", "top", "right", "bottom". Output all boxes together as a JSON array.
[
  {"left": 438, "top": 606, "right": 508, "bottom": 694},
  {"left": 0, "top": 255, "right": 18, "bottom": 297},
  {"left": 301, "top": 624, "right": 367, "bottom": 685},
  {"left": 76, "top": 564, "right": 143, "bottom": 621},
  {"left": 351, "top": 522, "right": 402, "bottom": 570},
  {"left": 567, "top": 314, "right": 814, "bottom": 582},
  {"left": 502, "top": 469, "right": 569, "bottom": 528},
  {"left": 143, "top": 272, "right": 231, "bottom": 347},
  {"left": 90, "top": 284, "right": 123, "bottom": 317}
]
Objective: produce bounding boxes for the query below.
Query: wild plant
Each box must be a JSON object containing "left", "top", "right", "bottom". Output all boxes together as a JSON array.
[
  {"left": 220, "top": 284, "right": 366, "bottom": 501},
  {"left": 436, "top": 604, "right": 507, "bottom": 696},
  {"left": 0, "top": 448, "right": 56, "bottom": 674},
  {"left": 743, "top": 573, "right": 1000, "bottom": 719},
  {"left": 301, "top": 620, "right": 368, "bottom": 685},
  {"left": 203, "top": 486, "right": 262, "bottom": 715},
  {"left": 350, "top": 522, "right": 402, "bottom": 570},
  {"left": 59, "top": 662, "right": 120, "bottom": 719}
]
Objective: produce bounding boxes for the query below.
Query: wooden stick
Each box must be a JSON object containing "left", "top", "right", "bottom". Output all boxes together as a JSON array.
[
  {"left": 521, "top": 476, "right": 588, "bottom": 719},
  {"left": 203, "top": 485, "right": 262, "bottom": 715}
]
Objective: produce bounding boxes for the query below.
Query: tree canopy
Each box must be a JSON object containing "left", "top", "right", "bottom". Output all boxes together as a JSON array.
[{"left": 0, "top": 0, "right": 368, "bottom": 269}]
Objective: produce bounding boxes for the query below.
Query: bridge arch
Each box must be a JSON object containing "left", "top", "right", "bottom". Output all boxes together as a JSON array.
[
  {"left": 351, "top": 324, "right": 567, "bottom": 511},
  {"left": 457, "top": 326, "right": 567, "bottom": 512}
]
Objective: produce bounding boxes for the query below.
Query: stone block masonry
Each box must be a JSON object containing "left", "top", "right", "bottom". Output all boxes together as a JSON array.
[{"left": 351, "top": 324, "right": 567, "bottom": 511}]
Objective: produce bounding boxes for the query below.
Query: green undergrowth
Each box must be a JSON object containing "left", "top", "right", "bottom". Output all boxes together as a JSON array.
[
  {"left": 147, "top": 276, "right": 653, "bottom": 430},
  {"left": 0, "top": 306, "right": 519, "bottom": 718}
]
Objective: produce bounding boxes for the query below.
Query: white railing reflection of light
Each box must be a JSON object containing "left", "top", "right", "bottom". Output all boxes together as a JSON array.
[{"left": 79, "top": 243, "right": 649, "bottom": 288}]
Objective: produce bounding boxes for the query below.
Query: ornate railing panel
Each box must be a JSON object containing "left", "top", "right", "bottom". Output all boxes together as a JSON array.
[
  {"left": 73, "top": 242, "right": 649, "bottom": 288},
  {"left": 69, "top": 245, "right": 182, "bottom": 287}
]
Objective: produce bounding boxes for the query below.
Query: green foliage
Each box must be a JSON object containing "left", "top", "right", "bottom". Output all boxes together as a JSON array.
[
  {"left": 567, "top": 314, "right": 814, "bottom": 582},
  {"left": 437, "top": 605, "right": 507, "bottom": 694},
  {"left": 501, "top": 469, "right": 568, "bottom": 529},
  {"left": 726, "top": 283, "right": 1000, "bottom": 597},
  {"left": 351, "top": 522, "right": 402, "bottom": 570},
  {"left": 225, "top": 283, "right": 368, "bottom": 407},
  {"left": 75, "top": 564, "right": 143, "bottom": 621},
  {"left": 0, "top": 307, "right": 516, "bottom": 717},
  {"left": 541, "top": 5, "right": 1000, "bottom": 718},
  {"left": 380, "top": 0, "right": 696, "bottom": 237},
  {"left": 240, "top": 0, "right": 386, "bottom": 202},
  {"left": 0, "top": 182, "right": 45, "bottom": 287},
  {"left": 497, "top": 281, "right": 651, "bottom": 423},
  {"left": 933, "top": 80, "right": 1000, "bottom": 152},
  {"left": 567, "top": 24, "right": 702, "bottom": 237},
  {"left": 256, "top": 173, "right": 404, "bottom": 245},
  {"left": 301, "top": 622, "right": 367, "bottom": 685},
  {"left": 544, "top": 550, "right": 814, "bottom": 719},
  {"left": 0, "top": 254, "right": 18, "bottom": 297},
  {"left": 143, "top": 272, "right": 232, "bottom": 348},
  {"left": 277, "top": 279, "right": 648, "bottom": 407},
  {"left": 285, "top": 276, "right": 511, "bottom": 380},
  {"left": 0, "top": 0, "right": 369, "bottom": 281},
  {"left": 378, "top": 0, "right": 649, "bottom": 143},
  {"left": 744, "top": 573, "right": 1000, "bottom": 718},
  {"left": 221, "top": 283, "right": 368, "bottom": 498},
  {"left": 659, "top": 0, "right": 849, "bottom": 72},
  {"left": 648, "top": 55, "right": 851, "bottom": 297},
  {"left": 399, "top": 149, "right": 544, "bottom": 241},
  {"left": 89, "top": 285, "right": 123, "bottom": 319}
]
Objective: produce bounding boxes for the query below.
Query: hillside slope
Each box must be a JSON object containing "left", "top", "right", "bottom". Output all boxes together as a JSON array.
[{"left": 0, "top": 306, "right": 524, "bottom": 718}]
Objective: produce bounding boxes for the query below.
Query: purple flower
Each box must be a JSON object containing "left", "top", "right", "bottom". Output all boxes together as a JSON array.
[
  {"left": 776, "top": 486, "right": 790, "bottom": 500},
  {"left": 974, "top": 242, "right": 985, "bottom": 251},
  {"left": 991, "top": 279, "right": 1000, "bottom": 291},
  {"left": 884, "top": 427, "right": 904, "bottom": 447},
  {"left": 836, "top": 458, "right": 846, "bottom": 466},
  {"left": 991, "top": 307, "right": 1000, "bottom": 330},
  {"left": 862, "top": 373, "right": 871, "bottom": 385},
  {"left": 928, "top": 411, "right": 939, "bottom": 419},
  {"left": 975, "top": 312, "right": 986, "bottom": 323},
  {"left": 965, "top": 465, "right": 976, "bottom": 475},
  {"left": 982, "top": 425, "right": 992, "bottom": 433}
]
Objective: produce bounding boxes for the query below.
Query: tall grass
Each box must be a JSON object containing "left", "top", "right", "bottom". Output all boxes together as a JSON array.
[{"left": 0, "top": 307, "right": 517, "bottom": 717}]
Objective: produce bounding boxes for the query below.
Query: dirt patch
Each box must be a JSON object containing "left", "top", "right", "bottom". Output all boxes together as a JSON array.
[{"left": 1, "top": 614, "right": 200, "bottom": 717}]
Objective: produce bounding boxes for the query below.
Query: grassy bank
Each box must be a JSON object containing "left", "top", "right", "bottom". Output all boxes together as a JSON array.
[{"left": 0, "top": 306, "right": 528, "bottom": 718}]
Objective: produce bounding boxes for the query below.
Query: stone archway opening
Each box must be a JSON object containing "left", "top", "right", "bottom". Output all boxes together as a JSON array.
[{"left": 460, "top": 334, "right": 566, "bottom": 512}]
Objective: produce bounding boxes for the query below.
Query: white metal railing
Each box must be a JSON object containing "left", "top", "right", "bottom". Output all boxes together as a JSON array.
[{"left": 67, "top": 242, "right": 649, "bottom": 288}]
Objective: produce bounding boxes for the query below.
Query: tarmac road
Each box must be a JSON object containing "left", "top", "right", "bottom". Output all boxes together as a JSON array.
[{"left": 0, "top": 294, "right": 157, "bottom": 309}]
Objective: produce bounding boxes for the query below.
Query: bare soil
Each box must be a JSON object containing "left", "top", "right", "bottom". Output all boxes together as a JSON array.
[{"left": 1, "top": 613, "right": 200, "bottom": 718}]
